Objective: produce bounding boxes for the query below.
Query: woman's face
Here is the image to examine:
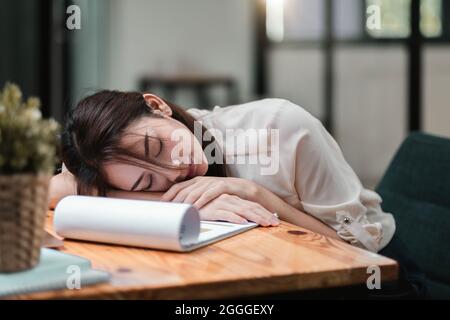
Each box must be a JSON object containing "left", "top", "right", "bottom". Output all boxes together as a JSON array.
[{"left": 103, "top": 108, "right": 209, "bottom": 192}]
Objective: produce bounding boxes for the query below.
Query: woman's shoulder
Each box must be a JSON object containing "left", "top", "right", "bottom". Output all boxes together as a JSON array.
[
  {"left": 187, "top": 98, "right": 313, "bottom": 125},
  {"left": 185, "top": 107, "right": 212, "bottom": 120},
  {"left": 218, "top": 98, "right": 305, "bottom": 113},
  {"left": 223, "top": 98, "right": 320, "bottom": 134}
]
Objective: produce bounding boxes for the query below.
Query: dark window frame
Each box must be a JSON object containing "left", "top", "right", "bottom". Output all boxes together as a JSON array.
[
  {"left": 266, "top": 0, "right": 450, "bottom": 47},
  {"left": 258, "top": 0, "right": 450, "bottom": 135}
]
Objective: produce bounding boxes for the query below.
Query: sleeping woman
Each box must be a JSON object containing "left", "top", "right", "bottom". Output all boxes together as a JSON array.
[{"left": 50, "top": 90, "right": 426, "bottom": 298}]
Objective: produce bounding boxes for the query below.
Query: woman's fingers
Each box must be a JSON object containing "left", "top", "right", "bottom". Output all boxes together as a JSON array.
[
  {"left": 169, "top": 180, "right": 209, "bottom": 203},
  {"left": 240, "top": 208, "right": 274, "bottom": 227},
  {"left": 201, "top": 209, "right": 248, "bottom": 225},
  {"left": 161, "top": 177, "right": 199, "bottom": 201},
  {"left": 164, "top": 179, "right": 226, "bottom": 206},
  {"left": 225, "top": 195, "right": 278, "bottom": 227},
  {"left": 167, "top": 183, "right": 279, "bottom": 227},
  {"left": 232, "top": 196, "right": 279, "bottom": 227},
  {"left": 171, "top": 185, "right": 198, "bottom": 203},
  {"left": 183, "top": 186, "right": 211, "bottom": 205},
  {"left": 193, "top": 183, "right": 227, "bottom": 209}
]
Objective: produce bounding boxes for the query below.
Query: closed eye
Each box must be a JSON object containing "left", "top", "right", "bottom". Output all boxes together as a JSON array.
[
  {"left": 141, "top": 174, "right": 153, "bottom": 191},
  {"left": 155, "top": 139, "right": 163, "bottom": 157},
  {"left": 144, "top": 133, "right": 163, "bottom": 158}
]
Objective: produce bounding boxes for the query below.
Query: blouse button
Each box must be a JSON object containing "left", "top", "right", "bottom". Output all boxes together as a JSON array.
[{"left": 343, "top": 217, "right": 351, "bottom": 225}]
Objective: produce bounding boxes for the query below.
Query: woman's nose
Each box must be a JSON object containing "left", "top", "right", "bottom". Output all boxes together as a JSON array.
[{"left": 158, "top": 167, "right": 188, "bottom": 188}]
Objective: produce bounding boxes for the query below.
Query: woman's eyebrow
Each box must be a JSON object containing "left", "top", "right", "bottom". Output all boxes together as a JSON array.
[{"left": 130, "top": 172, "right": 145, "bottom": 191}]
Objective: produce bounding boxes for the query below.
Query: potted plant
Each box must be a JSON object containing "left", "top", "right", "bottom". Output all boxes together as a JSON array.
[{"left": 0, "top": 83, "right": 60, "bottom": 273}]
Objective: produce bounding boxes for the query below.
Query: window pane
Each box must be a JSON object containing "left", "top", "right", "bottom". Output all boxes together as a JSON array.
[
  {"left": 266, "top": 0, "right": 325, "bottom": 42},
  {"left": 266, "top": 0, "right": 286, "bottom": 42},
  {"left": 284, "top": 0, "right": 325, "bottom": 40},
  {"left": 421, "top": 0, "right": 442, "bottom": 38},
  {"left": 365, "top": 0, "right": 411, "bottom": 38},
  {"left": 333, "top": 0, "right": 363, "bottom": 39}
]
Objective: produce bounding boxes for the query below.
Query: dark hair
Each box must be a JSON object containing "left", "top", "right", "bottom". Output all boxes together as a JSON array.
[{"left": 61, "top": 90, "right": 226, "bottom": 196}]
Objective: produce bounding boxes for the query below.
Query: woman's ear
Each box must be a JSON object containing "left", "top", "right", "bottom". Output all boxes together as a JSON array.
[{"left": 142, "top": 93, "right": 173, "bottom": 117}]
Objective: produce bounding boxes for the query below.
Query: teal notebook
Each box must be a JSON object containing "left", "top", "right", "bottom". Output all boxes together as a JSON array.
[{"left": 0, "top": 249, "right": 110, "bottom": 297}]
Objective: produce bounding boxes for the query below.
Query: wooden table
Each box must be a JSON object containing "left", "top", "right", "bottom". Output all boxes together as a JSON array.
[{"left": 13, "top": 211, "right": 398, "bottom": 299}]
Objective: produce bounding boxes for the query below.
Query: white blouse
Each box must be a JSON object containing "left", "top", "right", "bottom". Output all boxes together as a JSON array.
[{"left": 187, "top": 98, "right": 396, "bottom": 253}]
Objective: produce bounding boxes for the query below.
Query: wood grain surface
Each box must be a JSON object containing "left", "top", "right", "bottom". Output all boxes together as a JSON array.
[{"left": 10, "top": 211, "right": 398, "bottom": 299}]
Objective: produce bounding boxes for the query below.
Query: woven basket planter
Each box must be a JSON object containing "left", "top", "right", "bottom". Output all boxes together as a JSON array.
[{"left": 0, "top": 174, "right": 50, "bottom": 273}]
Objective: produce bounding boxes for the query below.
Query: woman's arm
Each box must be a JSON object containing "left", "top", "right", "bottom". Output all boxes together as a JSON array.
[
  {"left": 160, "top": 176, "right": 342, "bottom": 241},
  {"left": 48, "top": 172, "right": 164, "bottom": 209},
  {"left": 48, "top": 172, "right": 78, "bottom": 209},
  {"left": 252, "top": 185, "right": 342, "bottom": 241},
  {"left": 106, "top": 189, "right": 163, "bottom": 201},
  {"left": 48, "top": 172, "right": 276, "bottom": 226}
]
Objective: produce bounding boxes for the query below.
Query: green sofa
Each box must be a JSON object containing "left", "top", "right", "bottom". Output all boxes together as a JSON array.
[{"left": 376, "top": 132, "right": 450, "bottom": 299}]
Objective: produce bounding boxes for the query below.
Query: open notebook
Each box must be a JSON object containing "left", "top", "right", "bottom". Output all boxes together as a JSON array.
[
  {"left": 54, "top": 196, "right": 258, "bottom": 252},
  {"left": 0, "top": 249, "right": 109, "bottom": 297}
]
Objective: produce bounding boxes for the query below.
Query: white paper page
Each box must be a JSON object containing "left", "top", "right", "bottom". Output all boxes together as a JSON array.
[
  {"left": 185, "top": 221, "right": 258, "bottom": 251},
  {"left": 54, "top": 196, "right": 199, "bottom": 251}
]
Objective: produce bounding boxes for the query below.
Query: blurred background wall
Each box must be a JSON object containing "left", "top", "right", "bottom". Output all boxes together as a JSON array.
[{"left": 1, "top": 0, "right": 449, "bottom": 188}]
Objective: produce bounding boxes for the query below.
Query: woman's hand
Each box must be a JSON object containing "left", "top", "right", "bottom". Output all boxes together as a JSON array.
[
  {"left": 160, "top": 176, "right": 260, "bottom": 209},
  {"left": 49, "top": 171, "right": 78, "bottom": 209},
  {"left": 198, "top": 193, "right": 279, "bottom": 227}
]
